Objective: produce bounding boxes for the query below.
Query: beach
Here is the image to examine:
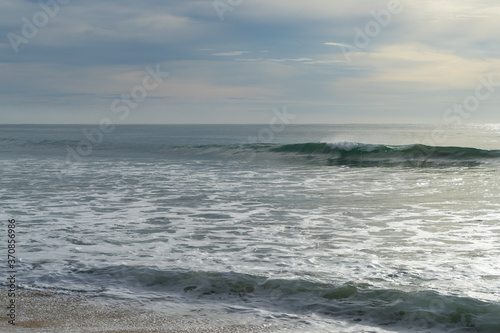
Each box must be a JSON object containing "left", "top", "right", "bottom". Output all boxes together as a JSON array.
[{"left": 1, "top": 290, "right": 281, "bottom": 333}]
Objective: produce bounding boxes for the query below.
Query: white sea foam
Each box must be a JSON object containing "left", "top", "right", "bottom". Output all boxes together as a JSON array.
[{"left": 2, "top": 125, "right": 500, "bottom": 331}]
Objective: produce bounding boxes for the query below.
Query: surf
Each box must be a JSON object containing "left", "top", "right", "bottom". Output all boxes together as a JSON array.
[
  {"left": 61, "top": 266, "right": 500, "bottom": 332},
  {"left": 267, "top": 142, "right": 500, "bottom": 167}
]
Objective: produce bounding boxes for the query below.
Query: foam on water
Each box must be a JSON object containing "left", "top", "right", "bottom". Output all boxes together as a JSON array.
[{"left": 1, "top": 125, "right": 500, "bottom": 332}]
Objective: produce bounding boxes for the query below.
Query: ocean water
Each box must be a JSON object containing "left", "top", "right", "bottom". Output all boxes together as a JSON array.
[{"left": 1, "top": 124, "right": 500, "bottom": 332}]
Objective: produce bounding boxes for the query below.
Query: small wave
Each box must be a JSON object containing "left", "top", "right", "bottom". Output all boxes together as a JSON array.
[
  {"left": 269, "top": 142, "right": 500, "bottom": 167},
  {"left": 272, "top": 142, "right": 500, "bottom": 158},
  {"left": 4, "top": 136, "right": 500, "bottom": 168},
  {"left": 32, "top": 266, "right": 500, "bottom": 332},
  {"left": 0, "top": 137, "right": 81, "bottom": 148},
  {"left": 159, "top": 142, "right": 500, "bottom": 167}
]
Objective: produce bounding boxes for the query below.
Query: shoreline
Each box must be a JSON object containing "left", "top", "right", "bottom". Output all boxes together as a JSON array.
[{"left": 0, "top": 289, "right": 280, "bottom": 332}]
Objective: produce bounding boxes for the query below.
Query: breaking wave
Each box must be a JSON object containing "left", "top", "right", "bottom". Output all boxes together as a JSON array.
[{"left": 30, "top": 266, "right": 500, "bottom": 332}]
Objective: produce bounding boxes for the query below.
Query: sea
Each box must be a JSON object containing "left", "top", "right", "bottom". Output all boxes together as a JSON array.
[{"left": 1, "top": 124, "right": 500, "bottom": 332}]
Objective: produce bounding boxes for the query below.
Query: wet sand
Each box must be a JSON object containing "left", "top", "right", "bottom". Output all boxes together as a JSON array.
[{"left": 0, "top": 290, "right": 280, "bottom": 332}]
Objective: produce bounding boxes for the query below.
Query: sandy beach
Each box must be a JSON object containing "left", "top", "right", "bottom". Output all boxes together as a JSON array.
[{"left": 0, "top": 290, "right": 280, "bottom": 333}]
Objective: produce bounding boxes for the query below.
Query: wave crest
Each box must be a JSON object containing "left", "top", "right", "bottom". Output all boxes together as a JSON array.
[
  {"left": 36, "top": 266, "right": 500, "bottom": 332},
  {"left": 269, "top": 142, "right": 500, "bottom": 167}
]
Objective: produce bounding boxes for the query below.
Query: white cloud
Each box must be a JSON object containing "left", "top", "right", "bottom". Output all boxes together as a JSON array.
[
  {"left": 16, "top": 2, "right": 212, "bottom": 47},
  {"left": 238, "top": 0, "right": 393, "bottom": 20},
  {"left": 324, "top": 42, "right": 352, "bottom": 47},
  {"left": 3, "top": 0, "right": 500, "bottom": 123},
  {"left": 212, "top": 51, "right": 250, "bottom": 56},
  {"left": 333, "top": 43, "right": 499, "bottom": 89},
  {"left": 268, "top": 58, "right": 313, "bottom": 62}
]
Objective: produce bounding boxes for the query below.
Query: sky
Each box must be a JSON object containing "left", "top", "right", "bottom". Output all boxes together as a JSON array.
[{"left": 1, "top": 0, "right": 500, "bottom": 124}]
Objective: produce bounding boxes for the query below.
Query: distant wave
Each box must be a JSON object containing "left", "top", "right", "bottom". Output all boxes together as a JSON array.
[
  {"left": 37, "top": 266, "right": 500, "bottom": 332},
  {"left": 0, "top": 137, "right": 81, "bottom": 148},
  {"left": 272, "top": 142, "right": 500, "bottom": 158},
  {"left": 267, "top": 142, "right": 500, "bottom": 167},
  {"left": 4, "top": 136, "right": 500, "bottom": 167}
]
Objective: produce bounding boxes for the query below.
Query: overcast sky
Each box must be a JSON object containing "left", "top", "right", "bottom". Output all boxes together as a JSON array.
[{"left": 1, "top": 0, "right": 500, "bottom": 124}]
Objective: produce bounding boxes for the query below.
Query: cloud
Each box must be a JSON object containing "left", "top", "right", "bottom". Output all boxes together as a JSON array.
[
  {"left": 212, "top": 51, "right": 249, "bottom": 56},
  {"left": 1, "top": 0, "right": 500, "bottom": 123},
  {"left": 369, "top": 44, "right": 496, "bottom": 89},
  {"left": 324, "top": 42, "right": 352, "bottom": 47},
  {"left": 268, "top": 58, "right": 313, "bottom": 62},
  {"left": 235, "top": 0, "right": 393, "bottom": 21}
]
